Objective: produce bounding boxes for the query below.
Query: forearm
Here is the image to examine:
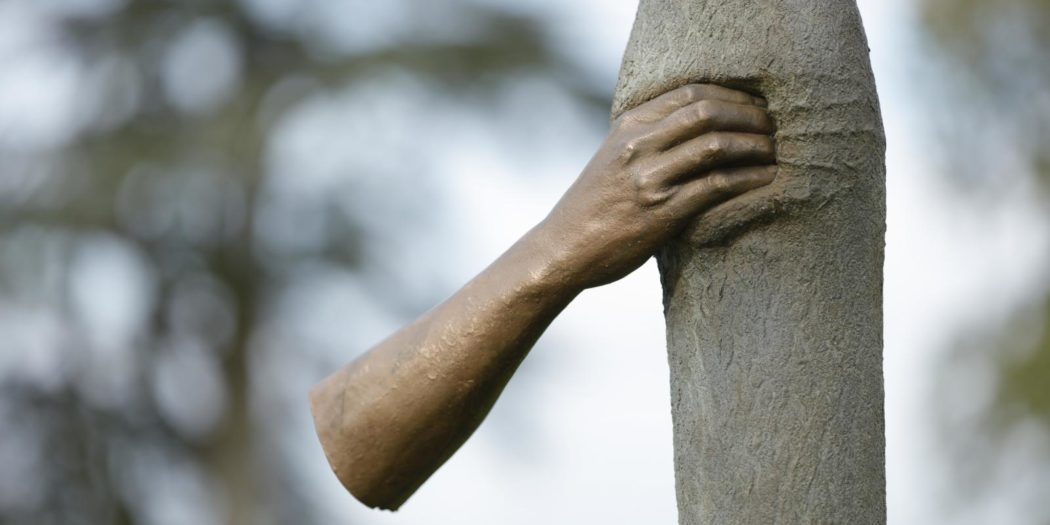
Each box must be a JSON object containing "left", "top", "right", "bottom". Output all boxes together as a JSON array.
[{"left": 310, "top": 223, "right": 579, "bottom": 510}]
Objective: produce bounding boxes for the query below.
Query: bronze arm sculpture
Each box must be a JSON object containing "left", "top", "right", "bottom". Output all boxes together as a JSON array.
[{"left": 309, "top": 83, "right": 777, "bottom": 510}]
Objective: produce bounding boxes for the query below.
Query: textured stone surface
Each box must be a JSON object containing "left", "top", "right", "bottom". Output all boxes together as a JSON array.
[{"left": 613, "top": 1, "right": 886, "bottom": 523}]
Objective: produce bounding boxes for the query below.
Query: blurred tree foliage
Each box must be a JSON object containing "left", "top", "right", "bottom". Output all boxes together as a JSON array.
[
  {"left": 0, "top": 1, "right": 607, "bottom": 524},
  {"left": 921, "top": 0, "right": 1050, "bottom": 425},
  {"left": 921, "top": 0, "right": 1050, "bottom": 516},
  {"left": 921, "top": 0, "right": 1050, "bottom": 190}
]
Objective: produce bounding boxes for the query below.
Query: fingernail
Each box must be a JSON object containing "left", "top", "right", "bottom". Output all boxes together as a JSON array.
[{"left": 754, "top": 97, "right": 768, "bottom": 107}]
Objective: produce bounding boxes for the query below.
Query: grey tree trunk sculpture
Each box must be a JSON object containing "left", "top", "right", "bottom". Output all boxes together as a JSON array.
[{"left": 612, "top": 1, "right": 886, "bottom": 523}]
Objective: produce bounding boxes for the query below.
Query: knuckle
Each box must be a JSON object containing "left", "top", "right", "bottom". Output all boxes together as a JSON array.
[
  {"left": 632, "top": 171, "right": 668, "bottom": 207},
  {"left": 710, "top": 133, "right": 731, "bottom": 151},
  {"left": 618, "top": 138, "right": 643, "bottom": 162},
  {"left": 632, "top": 170, "right": 656, "bottom": 191},
  {"left": 700, "top": 134, "right": 728, "bottom": 161},
  {"left": 706, "top": 173, "right": 733, "bottom": 194},
  {"left": 693, "top": 99, "right": 717, "bottom": 124}
]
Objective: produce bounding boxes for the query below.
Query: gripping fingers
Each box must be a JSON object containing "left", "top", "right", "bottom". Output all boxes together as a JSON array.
[
  {"left": 669, "top": 165, "right": 778, "bottom": 215},
  {"left": 656, "top": 132, "right": 775, "bottom": 183},
  {"left": 645, "top": 100, "right": 775, "bottom": 150}
]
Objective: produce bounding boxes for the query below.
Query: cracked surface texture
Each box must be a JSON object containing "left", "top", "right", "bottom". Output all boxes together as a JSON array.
[{"left": 613, "top": 1, "right": 886, "bottom": 523}]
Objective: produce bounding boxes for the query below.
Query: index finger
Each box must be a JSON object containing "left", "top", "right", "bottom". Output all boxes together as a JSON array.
[{"left": 627, "top": 84, "right": 766, "bottom": 121}]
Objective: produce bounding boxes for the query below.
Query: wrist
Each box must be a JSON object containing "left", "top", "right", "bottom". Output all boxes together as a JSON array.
[{"left": 514, "top": 219, "right": 589, "bottom": 300}]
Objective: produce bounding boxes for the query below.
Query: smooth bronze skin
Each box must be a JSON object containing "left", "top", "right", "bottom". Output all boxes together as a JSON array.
[{"left": 309, "top": 84, "right": 777, "bottom": 510}]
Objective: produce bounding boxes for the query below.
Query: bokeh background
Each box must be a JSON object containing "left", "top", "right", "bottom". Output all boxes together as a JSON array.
[{"left": 1, "top": 0, "right": 1048, "bottom": 523}]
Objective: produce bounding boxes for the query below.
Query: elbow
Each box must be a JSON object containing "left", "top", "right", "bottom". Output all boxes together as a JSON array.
[{"left": 308, "top": 376, "right": 418, "bottom": 511}]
